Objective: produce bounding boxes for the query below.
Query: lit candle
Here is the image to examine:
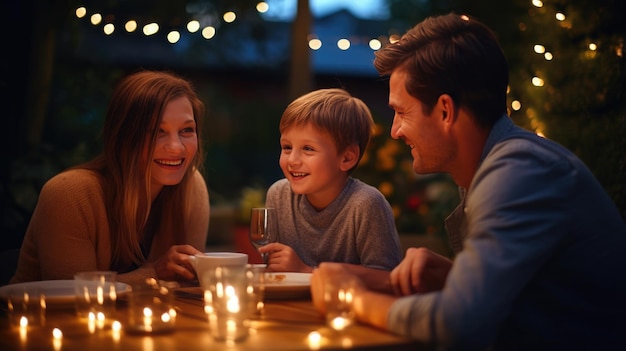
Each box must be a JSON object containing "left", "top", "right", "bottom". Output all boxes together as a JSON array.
[
  {"left": 307, "top": 331, "right": 322, "bottom": 349},
  {"left": 88, "top": 312, "right": 96, "bottom": 334},
  {"left": 143, "top": 307, "right": 153, "bottom": 332},
  {"left": 52, "top": 328, "right": 63, "bottom": 351},
  {"left": 112, "top": 320, "right": 122, "bottom": 342}
]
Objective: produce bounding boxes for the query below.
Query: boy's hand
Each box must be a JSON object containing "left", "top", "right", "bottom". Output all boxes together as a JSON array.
[{"left": 259, "top": 242, "right": 312, "bottom": 272}]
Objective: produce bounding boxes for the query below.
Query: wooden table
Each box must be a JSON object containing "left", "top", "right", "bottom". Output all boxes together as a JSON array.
[{"left": 1, "top": 287, "right": 427, "bottom": 350}]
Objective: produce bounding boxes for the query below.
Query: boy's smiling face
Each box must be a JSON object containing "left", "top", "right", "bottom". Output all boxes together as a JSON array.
[{"left": 279, "top": 123, "right": 355, "bottom": 210}]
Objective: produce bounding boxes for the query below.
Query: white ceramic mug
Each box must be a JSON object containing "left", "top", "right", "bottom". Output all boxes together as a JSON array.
[{"left": 188, "top": 252, "right": 248, "bottom": 291}]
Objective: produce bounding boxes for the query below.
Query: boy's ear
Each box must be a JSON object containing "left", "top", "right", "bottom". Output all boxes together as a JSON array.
[{"left": 339, "top": 144, "right": 360, "bottom": 172}]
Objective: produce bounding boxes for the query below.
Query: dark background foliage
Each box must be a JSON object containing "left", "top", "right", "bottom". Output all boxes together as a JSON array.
[{"left": 1, "top": 0, "right": 624, "bottom": 252}]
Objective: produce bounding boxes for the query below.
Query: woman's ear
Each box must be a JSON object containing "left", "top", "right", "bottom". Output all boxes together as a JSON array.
[{"left": 339, "top": 144, "right": 360, "bottom": 172}]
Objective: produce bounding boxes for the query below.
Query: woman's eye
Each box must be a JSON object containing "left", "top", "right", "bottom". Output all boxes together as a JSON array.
[{"left": 181, "top": 127, "right": 196, "bottom": 134}]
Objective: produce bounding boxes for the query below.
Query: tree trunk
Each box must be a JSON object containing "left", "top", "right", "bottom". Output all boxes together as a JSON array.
[{"left": 288, "top": 0, "right": 313, "bottom": 101}]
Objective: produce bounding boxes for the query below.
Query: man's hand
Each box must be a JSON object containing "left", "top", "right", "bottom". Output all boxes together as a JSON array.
[{"left": 390, "top": 247, "right": 452, "bottom": 296}]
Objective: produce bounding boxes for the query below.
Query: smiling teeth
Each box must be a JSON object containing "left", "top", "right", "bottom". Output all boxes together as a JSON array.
[
  {"left": 291, "top": 172, "right": 306, "bottom": 177},
  {"left": 156, "top": 159, "right": 183, "bottom": 166}
]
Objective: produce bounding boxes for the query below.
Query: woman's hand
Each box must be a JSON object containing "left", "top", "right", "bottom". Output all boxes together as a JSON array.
[
  {"left": 153, "top": 244, "right": 203, "bottom": 281},
  {"left": 259, "top": 242, "right": 312, "bottom": 272},
  {"left": 390, "top": 247, "right": 453, "bottom": 296}
]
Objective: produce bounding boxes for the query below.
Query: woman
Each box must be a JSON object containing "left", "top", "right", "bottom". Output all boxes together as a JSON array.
[{"left": 10, "top": 70, "right": 210, "bottom": 285}]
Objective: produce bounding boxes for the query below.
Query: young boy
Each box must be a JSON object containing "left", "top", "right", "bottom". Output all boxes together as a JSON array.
[{"left": 258, "top": 88, "right": 402, "bottom": 273}]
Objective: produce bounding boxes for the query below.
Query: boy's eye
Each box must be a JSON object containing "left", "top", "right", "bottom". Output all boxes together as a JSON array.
[{"left": 303, "top": 146, "right": 314, "bottom": 152}]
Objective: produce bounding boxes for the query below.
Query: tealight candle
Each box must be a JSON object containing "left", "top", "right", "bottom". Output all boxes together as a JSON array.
[
  {"left": 208, "top": 266, "right": 250, "bottom": 342},
  {"left": 112, "top": 320, "right": 122, "bottom": 342},
  {"left": 128, "top": 278, "right": 176, "bottom": 334},
  {"left": 52, "top": 328, "right": 63, "bottom": 351}
]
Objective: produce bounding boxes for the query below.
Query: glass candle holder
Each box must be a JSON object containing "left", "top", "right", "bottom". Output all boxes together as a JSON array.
[
  {"left": 207, "top": 265, "right": 250, "bottom": 342},
  {"left": 74, "top": 271, "right": 117, "bottom": 321},
  {"left": 246, "top": 264, "right": 266, "bottom": 317},
  {"left": 325, "top": 276, "right": 357, "bottom": 331},
  {"left": 128, "top": 278, "right": 176, "bottom": 334},
  {"left": 7, "top": 286, "right": 46, "bottom": 328}
]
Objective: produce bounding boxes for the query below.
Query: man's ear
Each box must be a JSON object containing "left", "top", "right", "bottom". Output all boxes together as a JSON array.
[
  {"left": 339, "top": 144, "right": 360, "bottom": 172},
  {"left": 437, "top": 94, "right": 456, "bottom": 122},
  {"left": 438, "top": 94, "right": 457, "bottom": 130}
]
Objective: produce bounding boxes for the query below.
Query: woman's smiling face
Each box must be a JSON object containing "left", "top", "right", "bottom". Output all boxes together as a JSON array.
[{"left": 149, "top": 96, "right": 198, "bottom": 199}]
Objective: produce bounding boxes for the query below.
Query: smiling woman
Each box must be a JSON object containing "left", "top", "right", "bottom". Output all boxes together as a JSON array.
[
  {"left": 149, "top": 96, "right": 199, "bottom": 200},
  {"left": 9, "top": 70, "right": 211, "bottom": 287}
]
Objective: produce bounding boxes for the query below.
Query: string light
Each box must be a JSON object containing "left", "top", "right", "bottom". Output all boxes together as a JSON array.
[
  {"left": 167, "top": 31, "right": 180, "bottom": 44},
  {"left": 143, "top": 22, "right": 159, "bottom": 36},
  {"left": 73, "top": 6, "right": 392, "bottom": 52},
  {"left": 256, "top": 2, "right": 269, "bottom": 14},
  {"left": 125, "top": 20, "right": 137, "bottom": 32},
  {"left": 75, "top": 7, "right": 86, "bottom": 18},
  {"left": 337, "top": 38, "right": 350, "bottom": 50},
  {"left": 202, "top": 26, "right": 216, "bottom": 40},
  {"left": 223, "top": 11, "right": 236, "bottom": 23},
  {"left": 90, "top": 13, "right": 102, "bottom": 25},
  {"left": 308, "top": 38, "right": 322, "bottom": 50},
  {"left": 103, "top": 23, "right": 115, "bottom": 35},
  {"left": 187, "top": 20, "right": 200, "bottom": 33},
  {"left": 369, "top": 39, "right": 382, "bottom": 50}
]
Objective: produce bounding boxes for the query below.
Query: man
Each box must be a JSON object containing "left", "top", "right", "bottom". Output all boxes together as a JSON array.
[{"left": 310, "top": 13, "right": 626, "bottom": 351}]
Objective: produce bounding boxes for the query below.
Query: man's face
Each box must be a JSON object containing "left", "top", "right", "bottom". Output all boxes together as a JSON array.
[{"left": 388, "top": 70, "right": 453, "bottom": 175}]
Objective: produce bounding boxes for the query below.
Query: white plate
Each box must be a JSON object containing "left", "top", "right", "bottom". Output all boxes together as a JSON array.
[
  {"left": 0, "top": 280, "right": 132, "bottom": 305},
  {"left": 264, "top": 272, "right": 311, "bottom": 299}
]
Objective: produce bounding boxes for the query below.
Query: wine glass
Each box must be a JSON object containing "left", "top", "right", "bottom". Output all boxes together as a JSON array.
[{"left": 249, "top": 207, "right": 278, "bottom": 264}]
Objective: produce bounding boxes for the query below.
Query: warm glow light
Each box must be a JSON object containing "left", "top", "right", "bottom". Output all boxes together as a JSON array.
[
  {"left": 532, "top": 77, "right": 545, "bottom": 87},
  {"left": 532, "top": 0, "right": 543, "bottom": 8},
  {"left": 202, "top": 26, "right": 216, "bottom": 39},
  {"left": 369, "top": 39, "right": 382, "bottom": 50},
  {"left": 337, "top": 38, "right": 350, "bottom": 50},
  {"left": 589, "top": 43, "right": 597, "bottom": 51},
  {"left": 112, "top": 320, "right": 122, "bottom": 332},
  {"left": 90, "top": 13, "right": 102, "bottom": 25},
  {"left": 534, "top": 44, "right": 545, "bottom": 54},
  {"left": 512, "top": 100, "right": 522, "bottom": 111},
  {"left": 75, "top": 7, "right": 87, "bottom": 18},
  {"left": 555, "top": 12, "right": 566, "bottom": 21},
  {"left": 223, "top": 11, "right": 236, "bottom": 23},
  {"left": 187, "top": 20, "right": 200, "bottom": 33},
  {"left": 19, "top": 316, "right": 28, "bottom": 328},
  {"left": 125, "top": 20, "right": 137, "bottom": 32},
  {"left": 143, "top": 23, "right": 159, "bottom": 36},
  {"left": 112, "top": 321, "right": 122, "bottom": 342},
  {"left": 309, "top": 38, "right": 322, "bottom": 50},
  {"left": 389, "top": 34, "right": 400, "bottom": 44},
  {"left": 103, "top": 23, "right": 115, "bottom": 35},
  {"left": 544, "top": 52, "right": 553, "bottom": 60},
  {"left": 256, "top": 2, "right": 269, "bottom": 13},
  {"left": 52, "top": 328, "right": 63, "bottom": 339},
  {"left": 167, "top": 31, "right": 180, "bottom": 43},
  {"left": 307, "top": 331, "right": 322, "bottom": 349}
]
